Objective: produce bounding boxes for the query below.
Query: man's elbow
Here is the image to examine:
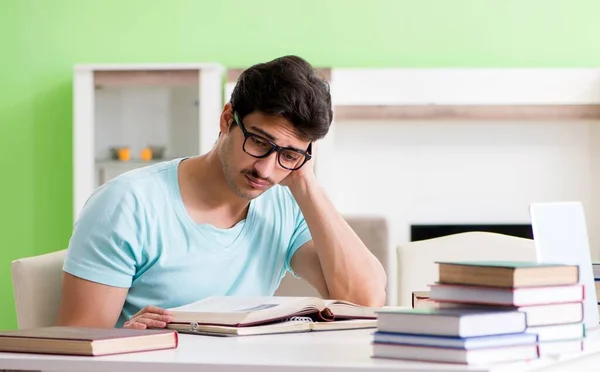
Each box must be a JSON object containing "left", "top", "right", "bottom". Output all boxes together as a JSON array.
[
  {"left": 364, "top": 269, "right": 387, "bottom": 307},
  {"left": 351, "top": 287, "right": 387, "bottom": 308},
  {"left": 365, "top": 289, "right": 387, "bottom": 307},
  {"left": 352, "top": 271, "right": 387, "bottom": 307}
]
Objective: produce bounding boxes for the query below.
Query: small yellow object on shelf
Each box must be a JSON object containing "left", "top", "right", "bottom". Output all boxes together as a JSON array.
[
  {"left": 110, "top": 146, "right": 131, "bottom": 161},
  {"left": 140, "top": 147, "right": 153, "bottom": 161},
  {"left": 117, "top": 147, "right": 130, "bottom": 161}
]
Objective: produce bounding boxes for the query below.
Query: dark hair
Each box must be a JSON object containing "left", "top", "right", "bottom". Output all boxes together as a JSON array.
[{"left": 229, "top": 55, "right": 333, "bottom": 142}]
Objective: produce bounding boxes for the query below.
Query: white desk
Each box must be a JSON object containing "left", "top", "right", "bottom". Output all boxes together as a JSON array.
[{"left": 1, "top": 329, "right": 600, "bottom": 372}]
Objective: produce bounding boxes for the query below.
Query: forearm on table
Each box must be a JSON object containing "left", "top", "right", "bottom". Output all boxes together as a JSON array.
[{"left": 290, "top": 177, "right": 387, "bottom": 306}]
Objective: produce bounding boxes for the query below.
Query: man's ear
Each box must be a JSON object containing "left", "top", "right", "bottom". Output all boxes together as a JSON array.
[{"left": 219, "top": 103, "right": 234, "bottom": 134}]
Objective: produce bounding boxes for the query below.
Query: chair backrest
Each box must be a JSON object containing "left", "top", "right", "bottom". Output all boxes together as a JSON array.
[
  {"left": 275, "top": 216, "right": 395, "bottom": 304},
  {"left": 10, "top": 218, "right": 392, "bottom": 328},
  {"left": 11, "top": 249, "right": 67, "bottom": 329},
  {"left": 396, "top": 231, "right": 536, "bottom": 307}
]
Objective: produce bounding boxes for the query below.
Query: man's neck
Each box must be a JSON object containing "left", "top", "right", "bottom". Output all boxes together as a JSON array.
[{"left": 178, "top": 152, "right": 250, "bottom": 228}]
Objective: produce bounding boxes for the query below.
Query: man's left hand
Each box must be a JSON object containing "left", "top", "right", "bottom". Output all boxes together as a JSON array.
[{"left": 279, "top": 157, "right": 317, "bottom": 193}]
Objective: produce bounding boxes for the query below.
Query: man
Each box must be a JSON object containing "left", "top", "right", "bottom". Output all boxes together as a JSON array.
[{"left": 56, "top": 55, "right": 387, "bottom": 330}]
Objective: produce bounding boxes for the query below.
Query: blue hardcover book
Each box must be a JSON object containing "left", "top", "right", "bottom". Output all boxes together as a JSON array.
[{"left": 373, "top": 331, "right": 537, "bottom": 350}]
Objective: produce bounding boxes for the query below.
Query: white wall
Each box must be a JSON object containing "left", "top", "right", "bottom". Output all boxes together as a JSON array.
[
  {"left": 169, "top": 85, "right": 201, "bottom": 159},
  {"left": 326, "top": 119, "right": 600, "bottom": 260}
]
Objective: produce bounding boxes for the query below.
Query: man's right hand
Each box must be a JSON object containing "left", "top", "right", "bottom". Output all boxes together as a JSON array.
[{"left": 123, "top": 306, "right": 173, "bottom": 329}]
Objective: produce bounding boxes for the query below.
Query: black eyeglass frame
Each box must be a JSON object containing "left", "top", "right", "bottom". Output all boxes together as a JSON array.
[{"left": 233, "top": 111, "right": 312, "bottom": 171}]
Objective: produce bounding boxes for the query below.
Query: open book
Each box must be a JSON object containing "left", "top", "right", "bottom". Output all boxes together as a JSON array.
[{"left": 165, "top": 296, "right": 378, "bottom": 336}]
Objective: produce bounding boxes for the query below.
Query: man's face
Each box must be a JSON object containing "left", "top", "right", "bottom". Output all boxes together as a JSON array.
[{"left": 219, "top": 110, "right": 311, "bottom": 200}]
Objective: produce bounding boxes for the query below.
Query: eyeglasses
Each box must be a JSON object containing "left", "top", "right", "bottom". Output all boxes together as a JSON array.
[{"left": 233, "top": 112, "right": 312, "bottom": 171}]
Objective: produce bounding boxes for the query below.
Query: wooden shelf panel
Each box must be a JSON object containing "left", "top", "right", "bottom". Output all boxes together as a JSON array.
[
  {"left": 94, "top": 70, "right": 199, "bottom": 88},
  {"left": 227, "top": 67, "right": 332, "bottom": 83},
  {"left": 333, "top": 104, "right": 600, "bottom": 121}
]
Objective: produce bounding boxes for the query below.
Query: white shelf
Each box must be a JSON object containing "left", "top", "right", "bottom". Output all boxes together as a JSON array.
[
  {"left": 73, "top": 63, "right": 225, "bottom": 220},
  {"left": 95, "top": 159, "right": 168, "bottom": 185},
  {"left": 95, "top": 159, "right": 165, "bottom": 166}
]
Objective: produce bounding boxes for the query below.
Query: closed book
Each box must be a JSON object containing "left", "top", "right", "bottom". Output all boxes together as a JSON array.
[
  {"left": 372, "top": 343, "right": 538, "bottom": 365},
  {"left": 537, "top": 339, "right": 583, "bottom": 356},
  {"left": 593, "top": 263, "right": 600, "bottom": 279},
  {"left": 430, "top": 283, "right": 584, "bottom": 306},
  {"left": 525, "top": 322, "right": 585, "bottom": 342},
  {"left": 438, "top": 301, "right": 584, "bottom": 327},
  {"left": 372, "top": 331, "right": 537, "bottom": 350},
  {"left": 0, "top": 326, "right": 178, "bottom": 356},
  {"left": 436, "top": 261, "right": 579, "bottom": 288},
  {"left": 375, "top": 307, "right": 526, "bottom": 338}
]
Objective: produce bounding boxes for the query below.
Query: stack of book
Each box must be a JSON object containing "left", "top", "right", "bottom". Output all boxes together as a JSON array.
[{"left": 372, "top": 261, "right": 584, "bottom": 364}]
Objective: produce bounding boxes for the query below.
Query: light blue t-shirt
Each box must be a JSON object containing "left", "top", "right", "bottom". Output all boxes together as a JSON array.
[{"left": 63, "top": 158, "right": 312, "bottom": 327}]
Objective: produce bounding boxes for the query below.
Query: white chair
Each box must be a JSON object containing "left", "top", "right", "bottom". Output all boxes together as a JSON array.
[
  {"left": 275, "top": 216, "right": 395, "bottom": 304},
  {"left": 10, "top": 217, "right": 393, "bottom": 329},
  {"left": 11, "top": 249, "right": 67, "bottom": 329},
  {"left": 396, "top": 231, "right": 537, "bottom": 307}
]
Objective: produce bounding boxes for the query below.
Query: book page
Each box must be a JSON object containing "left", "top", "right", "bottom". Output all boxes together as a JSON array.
[
  {"left": 190, "top": 319, "right": 312, "bottom": 336},
  {"left": 321, "top": 300, "right": 378, "bottom": 318},
  {"left": 167, "top": 296, "right": 327, "bottom": 326},
  {"left": 310, "top": 319, "right": 378, "bottom": 331},
  {"left": 169, "top": 318, "right": 376, "bottom": 336},
  {"left": 168, "top": 296, "right": 322, "bottom": 313}
]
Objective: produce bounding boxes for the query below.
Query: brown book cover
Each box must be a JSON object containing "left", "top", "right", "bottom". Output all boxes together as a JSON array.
[
  {"left": 0, "top": 326, "right": 178, "bottom": 356},
  {"left": 436, "top": 261, "right": 579, "bottom": 288}
]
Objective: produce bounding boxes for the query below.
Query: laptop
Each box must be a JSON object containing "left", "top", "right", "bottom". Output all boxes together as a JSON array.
[{"left": 530, "top": 201, "right": 599, "bottom": 328}]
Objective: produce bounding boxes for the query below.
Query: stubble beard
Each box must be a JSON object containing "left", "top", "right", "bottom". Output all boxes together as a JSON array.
[{"left": 219, "top": 142, "right": 260, "bottom": 200}]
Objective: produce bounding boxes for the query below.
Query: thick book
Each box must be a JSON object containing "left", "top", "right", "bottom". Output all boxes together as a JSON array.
[
  {"left": 0, "top": 326, "right": 178, "bottom": 356},
  {"left": 525, "top": 322, "right": 585, "bottom": 342},
  {"left": 371, "top": 343, "right": 538, "bottom": 365},
  {"left": 375, "top": 307, "right": 527, "bottom": 338},
  {"left": 438, "top": 301, "right": 584, "bottom": 327},
  {"left": 165, "top": 296, "right": 378, "bottom": 334},
  {"left": 593, "top": 262, "right": 600, "bottom": 279},
  {"left": 373, "top": 331, "right": 537, "bottom": 350},
  {"left": 436, "top": 261, "right": 579, "bottom": 288},
  {"left": 430, "top": 283, "right": 584, "bottom": 306},
  {"left": 537, "top": 339, "right": 583, "bottom": 356}
]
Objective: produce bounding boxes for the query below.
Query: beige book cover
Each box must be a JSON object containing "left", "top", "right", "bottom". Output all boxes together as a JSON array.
[{"left": 0, "top": 326, "right": 178, "bottom": 356}]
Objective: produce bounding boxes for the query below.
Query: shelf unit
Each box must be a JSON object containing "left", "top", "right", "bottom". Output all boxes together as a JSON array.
[
  {"left": 327, "top": 67, "right": 600, "bottom": 254},
  {"left": 73, "top": 63, "right": 225, "bottom": 219}
]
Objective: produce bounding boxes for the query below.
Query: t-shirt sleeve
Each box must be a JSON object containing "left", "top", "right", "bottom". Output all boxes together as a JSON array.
[
  {"left": 284, "top": 191, "right": 313, "bottom": 277},
  {"left": 63, "top": 183, "right": 143, "bottom": 288}
]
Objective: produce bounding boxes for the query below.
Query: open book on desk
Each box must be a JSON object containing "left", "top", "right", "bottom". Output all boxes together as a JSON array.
[{"left": 165, "top": 296, "right": 378, "bottom": 336}]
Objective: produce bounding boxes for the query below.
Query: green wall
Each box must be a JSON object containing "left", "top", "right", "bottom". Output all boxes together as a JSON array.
[{"left": 1, "top": 0, "right": 599, "bottom": 330}]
